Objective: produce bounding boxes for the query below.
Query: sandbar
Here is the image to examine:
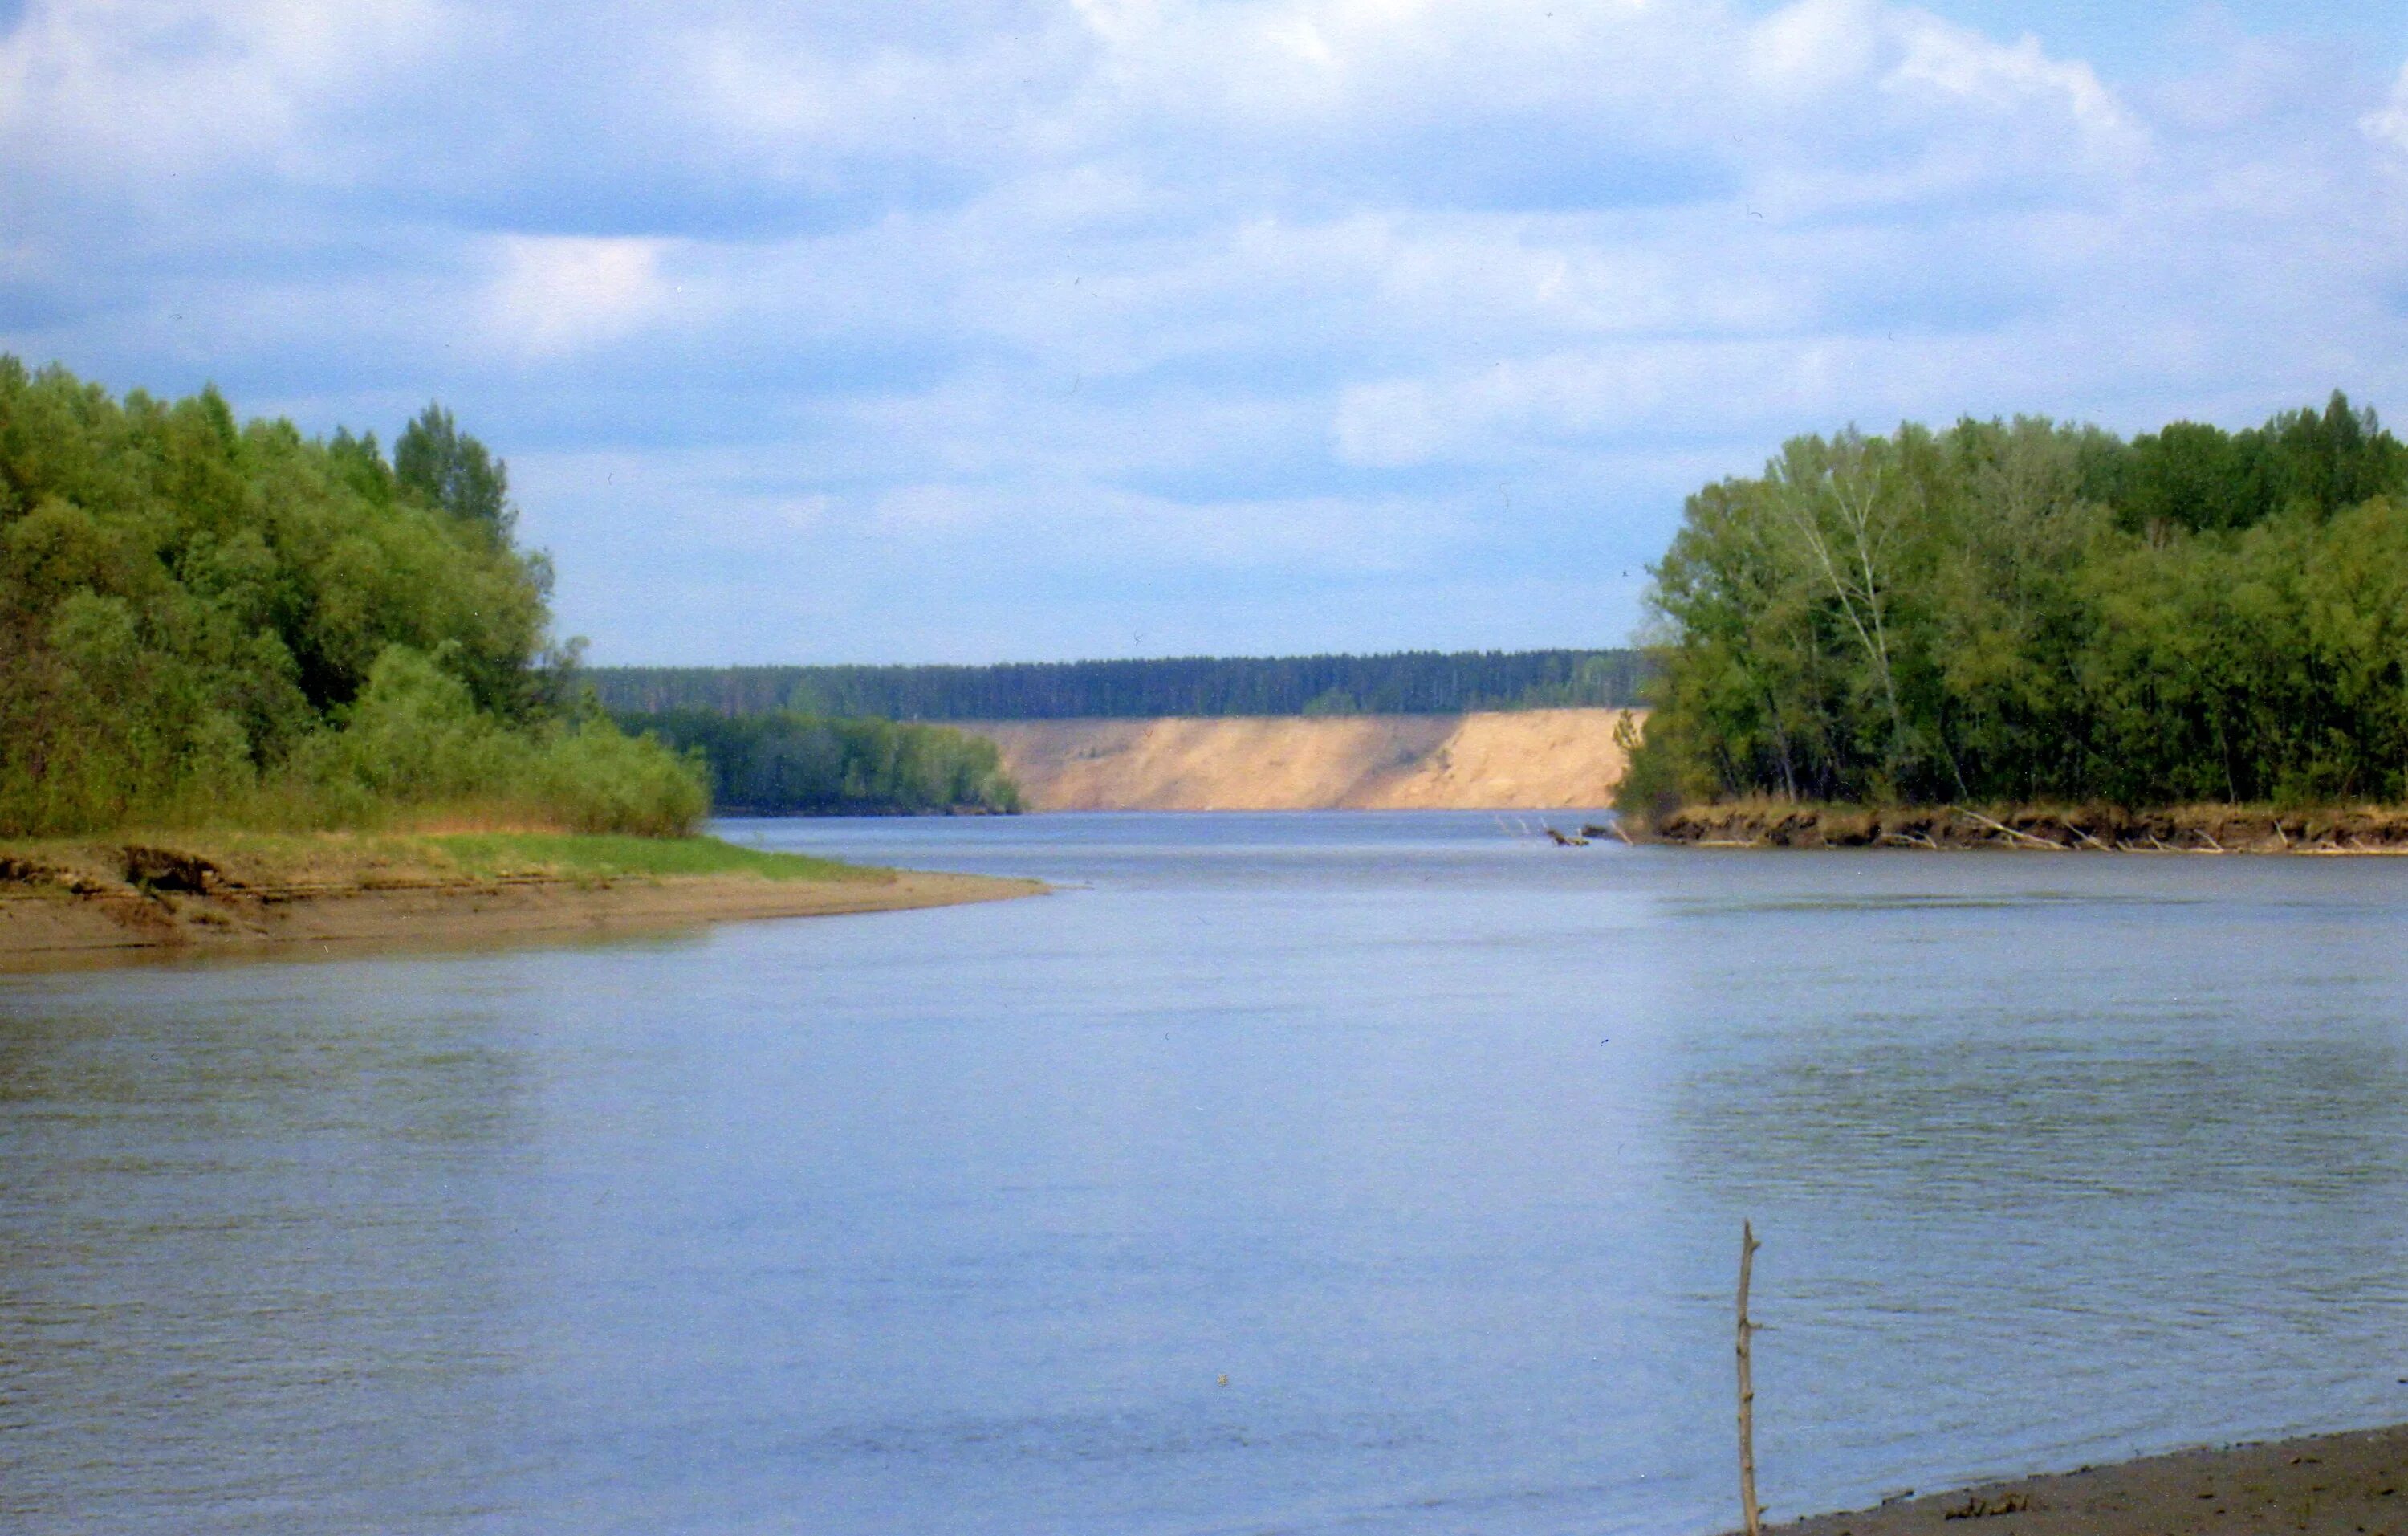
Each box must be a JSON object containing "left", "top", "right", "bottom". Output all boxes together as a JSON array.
[
  {"left": 1745, "top": 1422, "right": 2408, "bottom": 1536},
  {"left": 0, "top": 837, "right": 1043, "bottom": 971}
]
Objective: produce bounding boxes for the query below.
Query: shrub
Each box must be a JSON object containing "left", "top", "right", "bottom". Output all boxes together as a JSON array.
[{"left": 0, "top": 362, "right": 708, "bottom": 837}]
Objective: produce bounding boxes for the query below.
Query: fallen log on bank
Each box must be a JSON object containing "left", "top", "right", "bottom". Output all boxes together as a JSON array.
[{"left": 1640, "top": 801, "right": 2408, "bottom": 854}]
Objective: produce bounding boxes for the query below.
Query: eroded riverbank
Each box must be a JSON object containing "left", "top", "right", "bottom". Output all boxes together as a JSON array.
[
  {"left": 962, "top": 707, "right": 1643, "bottom": 809},
  {"left": 1647, "top": 801, "right": 2408, "bottom": 853},
  {"left": 0, "top": 831, "right": 1043, "bottom": 968}
]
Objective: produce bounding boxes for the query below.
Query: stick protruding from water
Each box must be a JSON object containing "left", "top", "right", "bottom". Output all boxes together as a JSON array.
[{"left": 1738, "top": 1219, "right": 1763, "bottom": 1536}]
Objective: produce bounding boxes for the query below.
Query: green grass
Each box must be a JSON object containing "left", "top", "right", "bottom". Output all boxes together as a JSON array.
[
  {"left": 0, "top": 829, "right": 881, "bottom": 890},
  {"left": 417, "top": 832, "right": 872, "bottom": 882}
]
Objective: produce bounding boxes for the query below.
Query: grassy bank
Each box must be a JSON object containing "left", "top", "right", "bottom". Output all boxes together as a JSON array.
[
  {"left": 0, "top": 827, "right": 1044, "bottom": 969},
  {"left": 0, "top": 367, "right": 1051, "bottom": 971},
  {"left": 0, "top": 828, "right": 868, "bottom": 894},
  {"left": 1643, "top": 798, "right": 2408, "bottom": 852}
]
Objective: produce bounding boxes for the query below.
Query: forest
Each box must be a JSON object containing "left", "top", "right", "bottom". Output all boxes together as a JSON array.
[
  {"left": 591, "top": 649, "right": 1648, "bottom": 720},
  {"left": 0, "top": 359, "right": 706, "bottom": 836},
  {"left": 617, "top": 711, "right": 1021, "bottom": 816},
  {"left": 1619, "top": 392, "right": 2408, "bottom": 815}
]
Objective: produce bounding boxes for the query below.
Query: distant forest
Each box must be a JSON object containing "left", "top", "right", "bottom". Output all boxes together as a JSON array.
[
  {"left": 1621, "top": 391, "right": 2408, "bottom": 813},
  {"left": 620, "top": 711, "right": 1019, "bottom": 816},
  {"left": 590, "top": 649, "right": 1649, "bottom": 721}
]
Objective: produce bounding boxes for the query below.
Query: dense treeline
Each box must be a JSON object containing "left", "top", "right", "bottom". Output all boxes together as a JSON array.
[
  {"left": 1621, "top": 392, "right": 2408, "bottom": 814},
  {"left": 0, "top": 359, "right": 706, "bottom": 835},
  {"left": 620, "top": 711, "right": 1020, "bottom": 815},
  {"left": 591, "top": 649, "right": 1649, "bottom": 720}
]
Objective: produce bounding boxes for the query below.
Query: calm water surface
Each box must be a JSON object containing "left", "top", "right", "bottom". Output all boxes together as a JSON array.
[{"left": 5, "top": 812, "right": 2407, "bottom": 1534}]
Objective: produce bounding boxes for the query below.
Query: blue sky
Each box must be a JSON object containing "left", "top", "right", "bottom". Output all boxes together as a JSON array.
[{"left": 7, "top": 0, "right": 2408, "bottom": 663}]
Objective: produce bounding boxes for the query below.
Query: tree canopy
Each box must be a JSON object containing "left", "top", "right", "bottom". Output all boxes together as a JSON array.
[
  {"left": 1620, "top": 393, "right": 2408, "bottom": 813},
  {"left": 393, "top": 403, "right": 514, "bottom": 536},
  {"left": 591, "top": 650, "right": 1651, "bottom": 721},
  {"left": 0, "top": 359, "right": 702, "bottom": 835},
  {"left": 620, "top": 711, "right": 1021, "bottom": 816}
]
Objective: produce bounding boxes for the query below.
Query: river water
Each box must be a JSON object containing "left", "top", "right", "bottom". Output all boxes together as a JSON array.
[{"left": 4, "top": 812, "right": 2406, "bottom": 1535}]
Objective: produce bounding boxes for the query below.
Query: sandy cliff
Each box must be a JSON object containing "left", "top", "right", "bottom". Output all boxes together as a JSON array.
[{"left": 962, "top": 707, "right": 1641, "bottom": 811}]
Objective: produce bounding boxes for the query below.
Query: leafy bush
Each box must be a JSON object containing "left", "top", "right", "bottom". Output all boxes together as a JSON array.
[
  {"left": 0, "top": 361, "right": 707, "bottom": 836},
  {"left": 515, "top": 719, "right": 711, "bottom": 837},
  {"left": 294, "top": 645, "right": 517, "bottom": 803}
]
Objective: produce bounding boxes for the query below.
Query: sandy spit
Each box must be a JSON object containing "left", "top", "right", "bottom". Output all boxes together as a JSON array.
[
  {"left": 964, "top": 707, "right": 1645, "bottom": 811},
  {"left": 0, "top": 868, "right": 1044, "bottom": 972},
  {"left": 1740, "top": 1422, "right": 2408, "bottom": 1536}
]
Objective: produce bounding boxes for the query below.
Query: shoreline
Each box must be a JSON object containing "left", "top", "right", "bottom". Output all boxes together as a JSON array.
[
  {"left": 962, "top": 708, "right": 1641, "bottom": 810},
  {"left": 0, "top": 835, "right": 1044, "bottom": 971},
  {"left": 1645, "top": 801, "right": 2408, "bottom": 854},
  {"left": 1747, "top": 1421, "right": 2407, "bottom": 1536}
]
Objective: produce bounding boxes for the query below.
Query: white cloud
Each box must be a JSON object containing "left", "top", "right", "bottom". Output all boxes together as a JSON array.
[
  {"left": 1747, "top": 0, "right": 1883, "bottom": 97},
  {"left": 0, "top": 0, "right": 452, "bottom": 183},
  {"left": 1889, "top": 18, "right": 2121, "bottom": 130},
  {"left": 677, "top": 18, "right": 1076, "bottom": 178},
  {"left": 481, "top": 235, "right": 673, "bottom": 358},
  {"left": 10, "top": 0, "right": 2408, "bottom": 661},
  {"left": 2362, "top": 59, "right": 2408, "bottom": 156}
]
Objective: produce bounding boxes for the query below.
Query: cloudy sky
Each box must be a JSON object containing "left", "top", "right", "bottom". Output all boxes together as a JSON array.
[{"left": 7, "top": 0, "right": 2408, "bottom": 663}]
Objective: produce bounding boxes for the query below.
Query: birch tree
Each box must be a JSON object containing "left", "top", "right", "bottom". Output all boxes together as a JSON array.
[{"left": 1762, "top": 429, "right": 1919, "bottom": 790}]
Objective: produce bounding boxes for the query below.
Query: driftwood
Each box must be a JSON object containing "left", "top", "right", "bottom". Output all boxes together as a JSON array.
[
  {"left": 1948, "top": 805, "right": 2064, "bottom": 851},
  {"left": 1945, "top": 1492, "right": 2032, "bottom": 1520},
  {"left": 1737, "top": 1220, "right": 1763, "bottom": 1536},
  {"left": 1649, "top": 801, "right": 2408, "bottom": 855}
]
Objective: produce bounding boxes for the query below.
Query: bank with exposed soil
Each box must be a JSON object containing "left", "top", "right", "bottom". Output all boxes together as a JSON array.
[
  {"left": 0, "top": 833, "right": 1043, "bottom": 969},
  {"left": 1743, "top": 1421, "right": 2407, "bottom": 1536},
  {"left": 1643, "top": 801, "right": 2408, "bottom": 853},
  {"left": 963, "top": 707, "right": 1642, "bottom": 811}
]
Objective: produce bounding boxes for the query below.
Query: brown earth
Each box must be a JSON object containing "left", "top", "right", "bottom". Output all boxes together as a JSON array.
[
  {"left": 963, "top": 708, "right": 1644, "bottom": 811},
  {"left": 0, "top": 848, "right": 1042, "bottom": 971},
  {"left": 1647, "top": 801, "right": 2408, "bottom": 854},
  {"left": 1746, "top": 1421, "right": 2408, "bottom": 1536}
]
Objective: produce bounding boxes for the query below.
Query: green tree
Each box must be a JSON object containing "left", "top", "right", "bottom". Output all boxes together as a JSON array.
[
  {"left": 1621, "top": 393, "right": 2408, "bottom": 815},
  {"left": 0, "top": 359, "right": 703, "bottom": 836},
  {"left": 394, "top": 402, "right": 513, "bottom": 535}
]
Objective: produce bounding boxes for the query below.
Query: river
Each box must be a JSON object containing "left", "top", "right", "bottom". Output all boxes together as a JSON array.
[{"left": 4, "top": 811, "right": 2406, "bottom": 1534}]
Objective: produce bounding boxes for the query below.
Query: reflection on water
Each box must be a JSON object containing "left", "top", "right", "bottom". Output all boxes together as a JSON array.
[{"left": 4, "top": 813, "right": 2407, "bottom": 1534}]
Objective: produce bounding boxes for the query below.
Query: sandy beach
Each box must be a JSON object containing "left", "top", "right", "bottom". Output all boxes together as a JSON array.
[
  {"left": 1749, "top": 1424, "right": 2408, "bottom": 1536},
  {"left": 962, "top": 707, "right": 1643, "bottom": 811}
]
